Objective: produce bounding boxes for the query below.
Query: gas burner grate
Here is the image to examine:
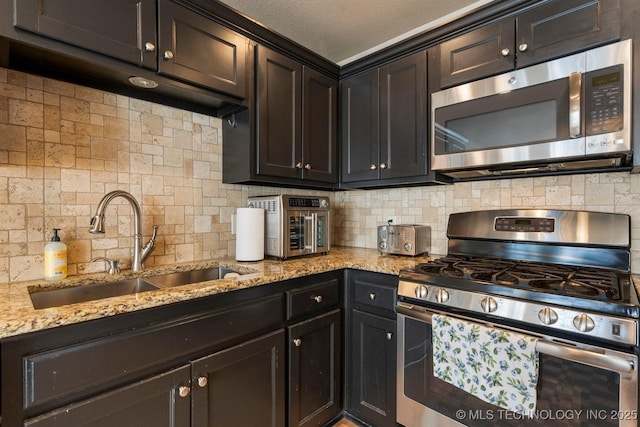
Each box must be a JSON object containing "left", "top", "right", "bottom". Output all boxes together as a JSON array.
[{"left": 414, "top": 256, "right": 624, "bottom": 301}]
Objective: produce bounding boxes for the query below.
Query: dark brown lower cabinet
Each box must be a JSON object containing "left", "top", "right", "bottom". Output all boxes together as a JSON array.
[
  {"left": 348, "top": 310, "right": 397, "bottom": 427},
  {"left": 288, "top": 309, "right": 342, "bottom": 427},
  {"left": 192, "top": 329, "right": 286, "bottom": 427},
  {"left": 23, "top": 330, "right": 285, "bottom": 427},
  {"left": 24, "top": 365, "right": 192, "bottom": 427}
]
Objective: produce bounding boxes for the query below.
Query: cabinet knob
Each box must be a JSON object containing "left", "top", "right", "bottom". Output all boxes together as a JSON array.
[
  {"left": 380, "top": 162, "right": 387, "bottom": 169},
  {"left": 501, "top": 48, "right": 510, "bottom": 57},
  {"left": 178, "top": 385, "right": 190, "bottom": 398},
  {"left": 370, "top": 164, "right": 377, "bottom": 170},
  {"left": 293, "top": 338, "right": 302, "bottom": 347},
  {"left": 163, "top": 50, "right": 174, "bottom": 60},
  {"left": 295, "top": 162, "right": 303, "bottom": 169},
  {"left": 144, "top": 42, "right": 156, "bottom": 52},
  {"left": 197, "top": 376, "right": 208, "bottom": 388},
  {"left": 518, "top": 43, "right": 529, "bottom": 52},
  {"left": 313, "top": 295, "right": 323, "bottom": 303},
  {"left": 304, "top": 163, "right": 312, "bottom": 170},
  {"left": 386, "top": 332, "right": 393, "bottom": 340},
  {"left": 369, "top": 292, "right": 376, "bottom": 300}
]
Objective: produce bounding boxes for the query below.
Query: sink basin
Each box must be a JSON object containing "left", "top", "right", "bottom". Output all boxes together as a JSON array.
[
  {"left": 30, "top": 278, "right": 159, "bottom": 310},
  {"left": 145, "top": 266, "right": 247, "bottom": 288}
]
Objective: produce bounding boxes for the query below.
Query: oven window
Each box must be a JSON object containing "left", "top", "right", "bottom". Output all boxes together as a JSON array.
[
  {"left": 403, "top": 317, "right": 620, "bottom": 426},
  {"left": 433, "top": 78, "right": 569, "bottom": 155}
]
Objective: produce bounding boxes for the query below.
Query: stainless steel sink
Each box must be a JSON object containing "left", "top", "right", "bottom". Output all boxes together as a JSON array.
[
  {"left": 145, "top": 266, "right": 247, "bottom": 288},
  {"left": 29, "top": 266, "right": 249, "bottom": 309},
  {"left": 30, "top": 278, "right": 159, "bottom": 310}
]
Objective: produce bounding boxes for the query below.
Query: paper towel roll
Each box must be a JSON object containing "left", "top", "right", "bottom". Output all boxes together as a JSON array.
[{"left": 235, "top": 207, "right": 265, "bottom": 261}]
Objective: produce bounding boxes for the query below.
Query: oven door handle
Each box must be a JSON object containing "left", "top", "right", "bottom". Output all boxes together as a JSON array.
[{"left": 397, "top": 304, "right": 635, "bottom": 379}]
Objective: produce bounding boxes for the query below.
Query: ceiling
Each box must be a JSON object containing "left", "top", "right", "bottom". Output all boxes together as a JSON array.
[{"left": 217, "top": 0, "right": 494, "bottom": 65}]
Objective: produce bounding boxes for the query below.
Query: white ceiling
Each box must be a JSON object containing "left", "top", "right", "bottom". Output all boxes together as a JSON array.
[{"left": 217, "top": 0, "right": 493, "bottom": 65}]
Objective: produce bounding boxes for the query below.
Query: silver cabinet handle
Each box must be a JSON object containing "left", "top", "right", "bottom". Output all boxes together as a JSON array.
[
  {"left": 197, "top": 376, "right": 208, "bottom": 388},
  {"left": 386, "top": 332, "right": 393, "bottom": 340},
  {"left": 144, "top": 42, "right": 156, "bottom": 52},
  {"left": 295, "top": 162, "right": 303, "bottom": 169},
  {"left": 379, "top": 162, "right": 387, "bottom": 169},
  {"left": 518, "top": 43, "right": 529, "bottom": 52},
  {"left": 370, "top": 164, "right": 377, "bottom": 170},
  {"left": 293, "top": 338, "right": 302, "bottom": 347},
  {"left": 178, "top": 386, "right": 190, "bottom": 397},
  {"left": 304, "top": 163, "right": 312, "bottom": 170},
  {"left": 164, "top": 50, "right": 174, "bottom": 60},
  {"left": 501, "top": 48, "right": 510, "bottom": 57},
  {"left": 313, "top": 295, "right": 323, "bottom": 303},
  {"left": 369, "top": 292, "right": 376, "bottom": 300},
  {"left": 569, "top": 72, "right": 582, "bottom": 138}
]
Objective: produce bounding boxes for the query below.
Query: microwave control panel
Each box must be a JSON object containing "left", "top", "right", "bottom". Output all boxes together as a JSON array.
[{"left": 585, "top": 64, "right": 624, "bottom": 136}]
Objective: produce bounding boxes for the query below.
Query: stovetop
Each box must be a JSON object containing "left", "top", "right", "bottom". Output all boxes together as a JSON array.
[
  {"left": 412, "top": 255, "right": 630, "bottom": 302},
  {"left": 399, "top": 255, "right": 639, "bottom": 319}
]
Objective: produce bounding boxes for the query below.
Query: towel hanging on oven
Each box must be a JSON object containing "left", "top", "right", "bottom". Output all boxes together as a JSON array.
[{"left": 432, "top": 314, "right": 539, "bottom": 414}]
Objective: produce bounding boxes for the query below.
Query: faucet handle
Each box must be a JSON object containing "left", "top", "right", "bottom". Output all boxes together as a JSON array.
[{"left": 90, "top": 257, "right": 121, "bottom": 275}]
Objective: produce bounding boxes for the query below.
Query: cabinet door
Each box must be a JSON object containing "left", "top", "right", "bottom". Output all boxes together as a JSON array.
[
  {"left": 302, "top": 67, "right": 338, "bottom": 183},
  {"left": 516, "top": 0, "right": 621, "bottom": 68},
  {"left": 24, "top": 365, "right": 191, "bottom": 427},
  {"left": 340, "top": 69, "right": 380, "bottom": 182},
  {"left": 379, "top": 51, "right": 427, "bottom": 180},
  {"left": 191, "top": 329, "right": 285, "bottom": 427},
  {"left": 13, "top": 0, "right": 157, "bottom": 69},
  {"left": 157, "top": 0, "right": 247, "bottom": 98},
  {"left": 288, "top": 309, "right": 342, "bottom": 427},
  {"left": 438, "top": 19, "right": 515, "bottom": 88},
  {"left": 256, "top": 45, "right": 303, "bottom": 179},
  {"left": 348, "top": 310, "right": 396, "bottom": 427}
]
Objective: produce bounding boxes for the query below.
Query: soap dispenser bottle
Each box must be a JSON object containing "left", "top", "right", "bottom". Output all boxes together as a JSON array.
[{"left": 44, "top": 228, "right": 67, "bottom": 280}]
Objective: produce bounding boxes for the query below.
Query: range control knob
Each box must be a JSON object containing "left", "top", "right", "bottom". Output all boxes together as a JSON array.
[
  {"left": 538, "top": 307, "right": 559, "bottom": 325},
  {"left": 480, "top": 297, "right": 498, "bottom": 313},
  {"left": 404, "top": 243, "right": 412, "bottom": 252},
  {"left": 414, "top": 285, "right": 428, "bottom": 299},
  {"left": 573, "top": 313, "right": 595, "bottom": 333},
  {"left": 434, "top": 288, "right": 450, "bottom": 304}
]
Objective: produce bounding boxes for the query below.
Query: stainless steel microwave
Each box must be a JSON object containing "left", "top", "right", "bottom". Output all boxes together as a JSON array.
[
  {"left": 247, "top": 195, "right": 330, "bottom": 259},
  {"left": 431, "top": 39, "right": 632, "bottom": 179}
]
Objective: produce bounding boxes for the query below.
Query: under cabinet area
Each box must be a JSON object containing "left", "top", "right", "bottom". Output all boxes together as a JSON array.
[
  {"left": 431, "top": 0, "right": 621, "bottom": 89},
  {"left": 345, "top": 270, "right": 398, "bottom": 427}
]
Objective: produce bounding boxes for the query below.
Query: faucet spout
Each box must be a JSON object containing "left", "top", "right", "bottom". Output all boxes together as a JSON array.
[{"left": 90, "top": 190, "right": 155, "bottom": 272}]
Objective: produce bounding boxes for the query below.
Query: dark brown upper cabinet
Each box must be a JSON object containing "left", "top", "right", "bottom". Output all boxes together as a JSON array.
[
  {"left": 223, "top": 45, "right": 338, "bottom": 188},
  {"left": 256, "top": 45, "right": 337, "bottom": 183},
  {"left": 13, "top": 0, "right": 158, "bottom": 69},
  {"left": 435, "top": 0, "right": 621, "bottom": 89},
  {"left": 341, "top": 50, "right": 432, "bottom": 187},
  {"left": 10, "top": 0, "right": 249, "bottom": 114},
  {"left": 158, "top": 0, "right": 247, "bottom": 99}
]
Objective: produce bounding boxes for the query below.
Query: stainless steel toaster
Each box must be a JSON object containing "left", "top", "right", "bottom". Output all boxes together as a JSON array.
[{"left": 377, "top": 224, "right": 430, "bottom": 256}]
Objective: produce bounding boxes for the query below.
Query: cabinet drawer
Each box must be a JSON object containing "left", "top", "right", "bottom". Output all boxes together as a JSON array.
[
  {"left": 286, "top": 279, "right": 339, "bottom": 320},
  {"left": 354, "top": 282, "right": 396, "bottom": 313}
]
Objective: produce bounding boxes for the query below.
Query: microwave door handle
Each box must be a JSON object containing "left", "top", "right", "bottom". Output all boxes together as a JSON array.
[{"left": 569, "top": 72, "right": 582, "bottom": 138}]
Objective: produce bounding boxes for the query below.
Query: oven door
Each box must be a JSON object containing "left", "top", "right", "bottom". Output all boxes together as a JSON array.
[{"left": 397, "top": 305, "right": 638, "bottom": 427}]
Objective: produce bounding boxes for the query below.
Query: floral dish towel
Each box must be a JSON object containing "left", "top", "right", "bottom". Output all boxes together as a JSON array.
[{"left": 432, "top": 314, "right": 539, "bottom": 415}]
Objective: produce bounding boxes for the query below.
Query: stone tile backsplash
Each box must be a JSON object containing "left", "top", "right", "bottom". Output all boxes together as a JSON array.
[{"left": 1, "top": 66, "right": 640, "bottom": 283}]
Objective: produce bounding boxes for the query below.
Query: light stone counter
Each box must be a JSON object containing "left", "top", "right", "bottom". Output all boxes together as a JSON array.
[{"left": 0, "top": 247, "right": 434, "bottom": 339}]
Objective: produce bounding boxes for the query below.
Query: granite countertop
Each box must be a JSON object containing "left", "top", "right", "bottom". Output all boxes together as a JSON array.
[{"left": 0, "top": 247, "right": 433, "bottom": 339}]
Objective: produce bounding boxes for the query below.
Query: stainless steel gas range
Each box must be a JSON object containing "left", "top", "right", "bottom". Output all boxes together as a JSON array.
[{"left": 396, "top": 209, "right": 639, "bottom": 427}]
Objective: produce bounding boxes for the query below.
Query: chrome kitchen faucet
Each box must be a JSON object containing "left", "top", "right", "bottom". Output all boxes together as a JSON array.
[{"left": 89, "top": 190, "right": 158, "bottom": 272}]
